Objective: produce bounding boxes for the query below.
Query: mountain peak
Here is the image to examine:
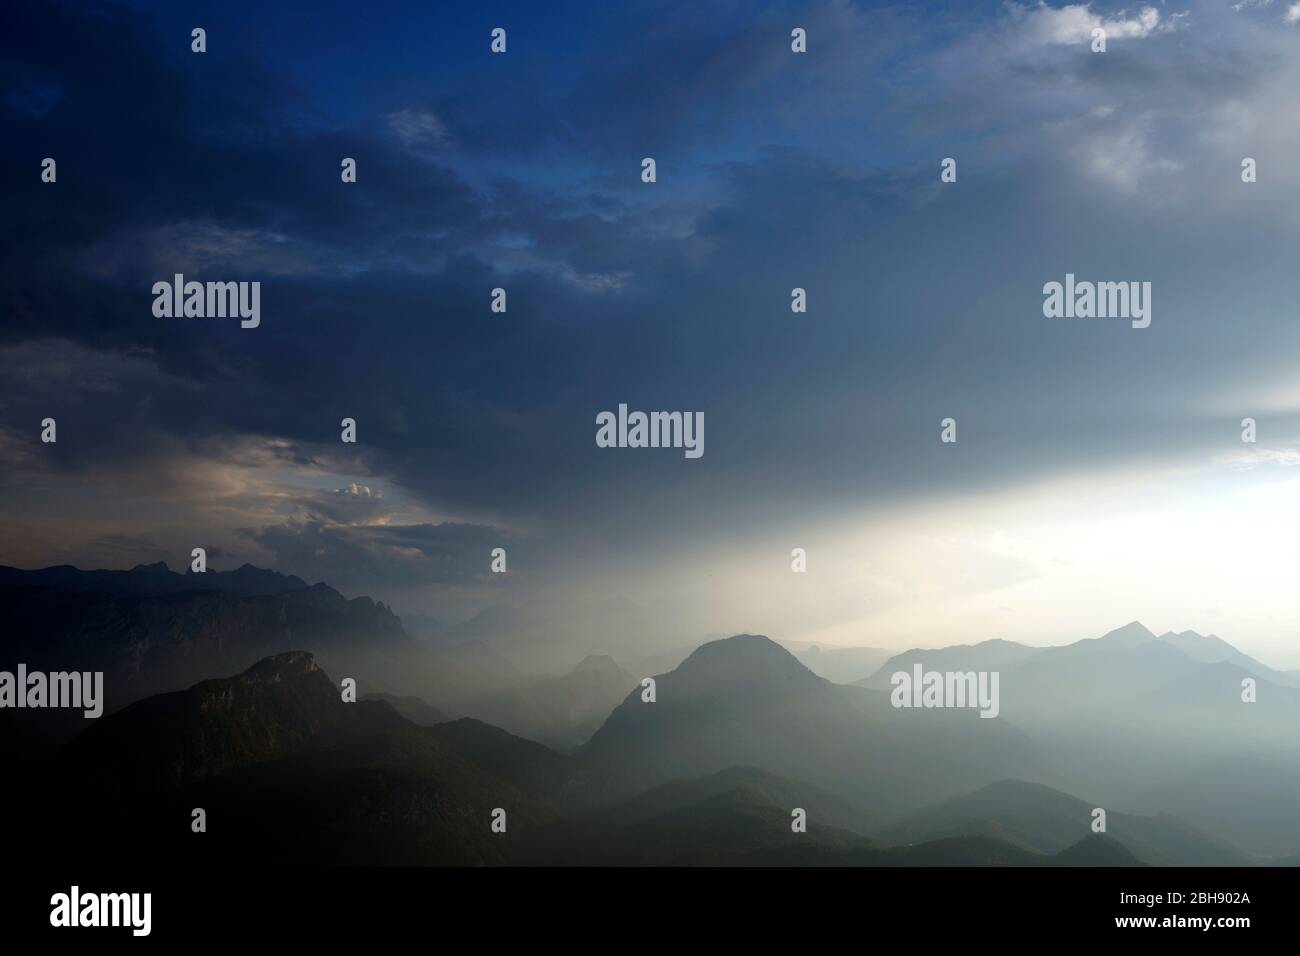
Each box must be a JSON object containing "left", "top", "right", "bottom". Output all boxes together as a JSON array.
[
  {"left": 65, "top": 651, "right": 404, "bottom": 797},
  {"left": 626, "top": 634, "right": 827, "bottom": 703},
  {"left": 1152, "top": 628, "right": 1278, "bottom": 674},
  {"left": 573, "top": 654, "right": 622, "bottom": 675},
  {"left": 241, "top": 650, "right": 320, "bottom": 680},
  {"left": 1051, "top": 833, "right": 1145, "bottom": 867},
  {"left": 683, "top": 633, "right": 788, "bottom": 663},
  {"left": 1095, "top": 621, "right": 1156, "bottom": 646}
]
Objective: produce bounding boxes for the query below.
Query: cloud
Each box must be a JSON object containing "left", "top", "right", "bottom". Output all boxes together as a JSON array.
[
  {"left": 1215, "top": 447, "right": 1300, "bottom": 470},
  {"left": 238, "top": 519, "right": 511, "bottom": 590},
  {"left": 1007, "top": 3, "right": 1166, "bottom": 47},
  {"left": 80, "top": 221, "right": 324, "bottom": 280},
  {"left": 6, "top": 0, "right": 1300, "bottom": 647},
  {"left": 386, "top": 108, "right": 454, "bottom": 149},
  {"left": 90, "top": 534, "right": 161, "bottom": 557}
]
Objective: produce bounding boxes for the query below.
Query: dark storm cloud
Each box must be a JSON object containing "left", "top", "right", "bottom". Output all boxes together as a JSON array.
[{"left": 5, "top": 0, "right": 1300, "bottom": 588}]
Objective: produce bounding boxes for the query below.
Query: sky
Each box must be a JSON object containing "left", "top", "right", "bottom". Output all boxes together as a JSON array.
[{"left": 4, "top": 0, "right": 1300, "bottom": 665}]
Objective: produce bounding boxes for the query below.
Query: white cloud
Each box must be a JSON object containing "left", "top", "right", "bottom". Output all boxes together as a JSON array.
[
  {"left": 386, "top": 108, "right": 454, "bottom": 148},
  {"left": 340, "top": 482, "right": 383, "bottom": 499},
  {"left": 1075, "top": 121, "right": 1184, "bottom": 193},
  {"left": 1285, "top": 3, "right": 1300, "bottom": 24},
  {"left": 1011, "top": 2, "right": 1164, "bottom": 47},
  {"left": 1214, "top": 447, "right": 1300, "bottom": 470}
]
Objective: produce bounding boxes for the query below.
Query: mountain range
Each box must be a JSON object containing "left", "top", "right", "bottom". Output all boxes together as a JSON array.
[{"left": 4, "top": 562, "right": 1298, "bottom": 865}]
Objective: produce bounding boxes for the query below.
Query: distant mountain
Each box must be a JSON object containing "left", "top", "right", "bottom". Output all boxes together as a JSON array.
[
  {"left": 0, "top": 562, "right": 530, "bottom": 731},
  {"left": 440, "top": 599, "right": 683, "bottom": 676},
  {"left": 455, "top": 655, "right": 638, "bottom": 750},
  {"left": 850, "top": 622, "right": 1300, "bottom": 810},
  {"left": 0, "top": 566, "right": 408, "bottom": 720},
  {"left": 1133, "top": 755, "right": 1300, "bottom": 859},
  {"left": 8, "top": 572, "right": 1299, "bottom": 867},
  {"left": 633, "top": 641, "right": 706, "bottom": 677},
  {"left": 582, "top": 634, "right": 1048, "bottom": 816},
  {"left": 717, "top": 835, "right": 1052, "bottom": 866},
  {"left": 564, "top": 633, "right": 894, "bottom": 711},
  {"left": 417, "top": 638, "right": 525, "bottom": 708},
  {"left": 362, "top": 692, "right": 447, "bottom": 726},
  {"left": 719, "top": 832, "right": 1146, "bottom": 866},
  {"left": 440, "top": 605, "right": 538, "bottom": 647},
  {"left": 856, "top": 638, "right": 1041, "bottom": 690},
  {"left": 998, "top": 626, "right": 1300, "bottom": 803},
  {"left": 1068, "top": 620, "right": 1160, "bottom": 652},
  {"left": 1156, "top": 630, "right": 1299, "bottom": 687},
  {"left": 0, "top": 561, "right": 309, "bottom": 598},
  {"left": 397, "top": 612, "right": 442, "bottom": 640},
  {"left": 790, "top": 644, "right": 893, "bottom": 684},
  {"left": 522, "top": 765, "right": 875, "bottom": 865},
  {"left": 878, "top": 779, "right": 1245, "bottom": 866}
]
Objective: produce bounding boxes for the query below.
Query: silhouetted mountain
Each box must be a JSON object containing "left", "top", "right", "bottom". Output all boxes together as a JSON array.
[
  {"left": 520, "top": 765, "right": 875, "bottom": 864},
  {"left": 0, "top": 565, "right": 406, "bottom": 715},
  {"left": 440, "top": 605, "right": 537, "bottom": 647},
  {"left": 878, "top": 779, "right": 1245, "bottom": 866},
  {"left": 719, "top": 835, "right": 1044, "bottom": 866},
  {"left": 36, "top": 654, "right": 580, "bottom": 866},
  {"left": 633, "top": 641, "right": 707, "bottom": 677},
  {"left": 1001, "top": 628, "right": 1300, "bottom": 804},
  {"left": 723, "top": 832, "right": 1145, "bottom": 867},
  {"left": 583, "top": 634, "right": 1047, "bottom": 816},
  {"left": 856, "top": 638, "right": 1041, "bottom": 690},
  {"left": 417, "top": 638, "right": 525, "bottom": 708},
  {"left": 6, "top": 574, "right": 1295, "bottom": 867},
  {"left": 455, "top": 654, "right": 637, "bottom": 750},
  {"left": 362, "top": 692, "right": 448, "bottom": 726},
  {"left": 577, "top": 788, "right": 870, "bottom": 866},
  {"left": 524, "top": 764, "right": 876, "bottom": 864},
  {"left": 1156, "top": 630, "right": 1299, "bottom": 687},
  {"left": 439, "top": 599, "right": 682, "bottom": 676},
  {"left": 398, "top": 612, "right": 442, "bottom": 640},
  {"left": 1049, "top": 834, "right": 1146, "bottom": 866},
  {"left": 0, "top": 561, "right": 309, "bottom": 598},
  {"left": 613, "top": 766, "right": 875, "bottom": 835},
  {"left": 1079, "top": 620, "right": 1159, "bottom": 650},
  {"left": 423, "top": 718, "right": 580, "bottom": 802},
  {"left": 0, "top": 562, "right": 537, "bottom": 735},
  {"left": 64, "top": 651, "right": 405, "bottom": 795},
  {"left": 850, "top": 622, "right": 1300, "bottom": 812}
]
